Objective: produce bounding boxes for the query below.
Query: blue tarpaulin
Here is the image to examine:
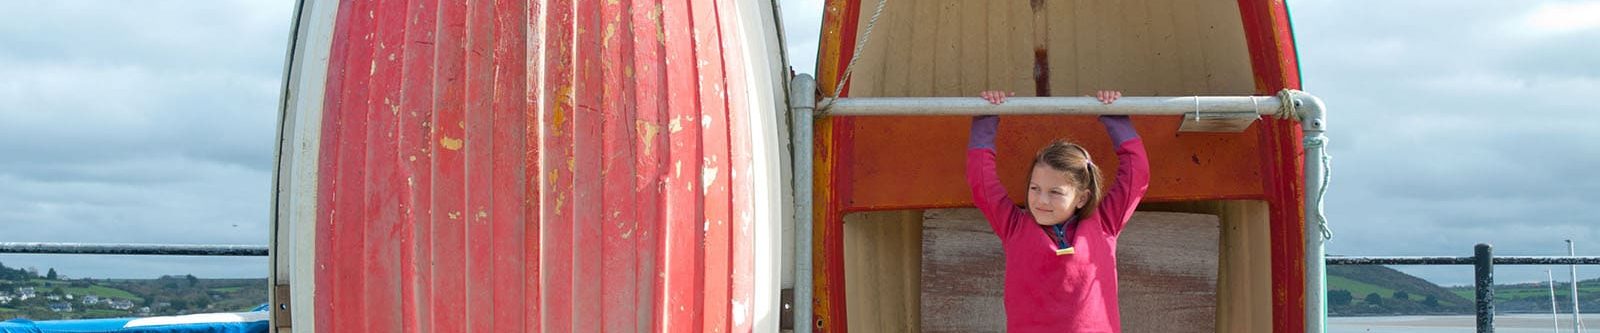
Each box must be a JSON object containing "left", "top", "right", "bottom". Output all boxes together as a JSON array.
[{"left": 0, "top": 308, "right": 267, "bottom": 333}]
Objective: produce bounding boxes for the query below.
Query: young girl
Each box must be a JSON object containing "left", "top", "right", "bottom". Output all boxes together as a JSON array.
[{"left": 966, "top": 90, "right": 1150, "bottom": 332}]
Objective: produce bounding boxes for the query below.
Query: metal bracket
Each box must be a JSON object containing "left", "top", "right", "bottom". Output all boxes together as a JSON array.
[
  {"left": 1179, "top": 111, "right": 1260, "bottom": 133},
  {"left": 273, "top": 283, "right": 292, "bottom": 330}
]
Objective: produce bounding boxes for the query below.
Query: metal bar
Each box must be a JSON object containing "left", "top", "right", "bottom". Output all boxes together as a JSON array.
[
  {"left": 790, "top": 74, "right": 816, "bottom": 333},
  {"left": 1569, "top": 240, "right": 1582, "bottom": 333},
  {"left": 1326, "top": 256, "right": 1600, "bottom": 265},
  {"left": 0, "top": 242, "right": 268, "bottom": 256},
  {"left": 1295, "top": 89, "right": 1329, "bottom": 333},
  {"left": 1478, "top": 243, "right": 1496, "bottom": 333},
  {"left": 818, "top": 95, "right": 1284, "bottom": 116}
]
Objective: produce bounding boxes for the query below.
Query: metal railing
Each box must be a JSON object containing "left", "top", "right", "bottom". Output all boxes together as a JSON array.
[
  {"left": 1328, "top": 243, "right": 1600, "bottom": 333},
  {"left": 0, "top": 242, "right": 267, "bottom": 257}
]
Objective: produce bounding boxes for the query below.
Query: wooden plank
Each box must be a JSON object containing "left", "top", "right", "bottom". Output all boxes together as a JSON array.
[
  {"left": 365, "top": 0, "right": 409, "bottom": 330},
  {"left": 920, "top": 209, "right": 1221, "bottom": 332},
  {"left": 660, "top": 0, "right": 706, "bottom": 328},
  {"left": 932, "top": 0, "right": 959, "bottom": 96},
  {"left": 1142, "top": 200, "right": 1273, "bottom": 332},
  {"left": 626, "top": 0, "right": 666, "bottom": 328},
  {"left": 878, "top": 0, "right": 911, "bottom": 97},
  {"left": 1121, "top": 0, "right": 1153, "bottom": 95},
  {"left": 1116, "top": 212, "right": 1221, "bottom": 333},
  {"left": 843, "top": 211, "right": 922, "bottom": 333},
  {"left": 1146, "top": 0, "right": 1183, "bottom": 94},
  {"left": 462, "top": 0, "right": 497, "bottom": 330},
  {"left": 536, "top": 0, "right": 575, "bottom": 329},
  {"left": 521, "top": 0, "right": 544, "bottom": 330},
  {"left": 1053, "top": 0, "right": 1080, "bottom": 96},
  {"left": 396, "top": 0, "right": 440, "bottom": 330},
  {"left": 984, "top": 0, "right": 1010, "bottom": 93},
  {"left": 711, "top": 0, "right": 756, "bottom": 328},
  {"left": 689, "top": 0, "right": 733, "bottom": 329},
  {"left": 906, "top": 0, "right": 935, "bottom": 97},
  {"left": 572, "top": 0, "right": 607, "bottom": 327},
  {"left": 919, "top": 209, "right": 1005, "bottom": 332},
  {"left": 599, "top": 0, "right": 640, "bottom": 328},
  {"left": 489, "top": 0, "right": 528, "bottom": 330},
  {"left": 958, "top": 0, "right": 985, "bottom": 95},
  {"left": 332, "top": 0, "right": 375, "bottom": 330},
  {"left": 1171, "top": 0, "right": 1206, "bottom": 94},
  {"left": 312, "top": 1, "right": 356, "bottom": 331},
  {"left": 430, "top": 0, "right": 469, "bottom": 330}
]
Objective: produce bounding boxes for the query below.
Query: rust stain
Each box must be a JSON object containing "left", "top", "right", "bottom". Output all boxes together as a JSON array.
[
  {"left": 1033, "top": 48, "right": 1051, "bottom": 97},
  {"left": 440, "top": 137, "right": 464, "bottom": 151}
]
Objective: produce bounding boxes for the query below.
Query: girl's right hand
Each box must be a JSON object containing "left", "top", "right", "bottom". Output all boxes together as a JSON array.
[{"left": 980, "top": 90, "right": 1014, "bottom": 105}]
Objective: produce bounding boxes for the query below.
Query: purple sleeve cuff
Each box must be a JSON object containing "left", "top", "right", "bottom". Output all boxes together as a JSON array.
[
  {"left": 1099, "top": 115, "right": 1138, "bottom": 145},
  {"left": 969, "top": 115, "right": 999, "bottom": 149}
]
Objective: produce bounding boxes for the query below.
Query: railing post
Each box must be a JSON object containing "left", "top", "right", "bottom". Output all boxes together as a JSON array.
[{"left": 1476, "top": 243, "right": 1495, "bottom": 333}]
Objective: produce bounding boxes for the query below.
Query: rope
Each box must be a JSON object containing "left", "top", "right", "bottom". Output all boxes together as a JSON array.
[
  {"left": 1307, "top": 135, "right": 1333, "bottom": 240},
  {"left": 1275, "top": 89, "right": 1297, "bottom": 120},
  {"left": 1282, "top": 88, "right": 1334, "bottom": 241},
  {"left": 817, "top": 0, "right": 889, "bottom": 116}
]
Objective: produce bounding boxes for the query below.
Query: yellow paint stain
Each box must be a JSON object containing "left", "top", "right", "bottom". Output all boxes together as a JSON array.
[
  {"left": 668, "top": 117, "right": 683, "bottom": 133},
  {"left": 637, "top": 120, "right": 660, "bottom": 152},
  {"left": 477, "top": 210, "right": 488, "bottom": 219},
  {"left": 448, "top": 211, "right": 461, "bottom": 220},
  {"left": 408, "top": 155, "right": 416, "bottom": 162},
  {"left": 624, "top": 65, "right": 634, "bottom": 78},
  {"left": 603, "top": 24, "right": 617, "bottom": 47},
  {"left": 567, "top": 158, "right": 575, "bottom": 172},
  {"left": 458, "top": 121, "right": 464, "bottom": 129},
  {"left": 440, "top": 137, "right": 464, "bottom": 151},
  {"left": 551, "top": 85, "right": 572, "bottom": 134}
]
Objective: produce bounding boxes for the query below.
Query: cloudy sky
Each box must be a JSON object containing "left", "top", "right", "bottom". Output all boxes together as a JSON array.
[{"left": 2, "top": 0, "right": 1597, "bottom": 288}]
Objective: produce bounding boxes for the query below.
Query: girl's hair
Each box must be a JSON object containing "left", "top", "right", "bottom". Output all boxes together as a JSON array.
[{"left": 1029, "top": 140, "right": 1104, "bottom": 218}]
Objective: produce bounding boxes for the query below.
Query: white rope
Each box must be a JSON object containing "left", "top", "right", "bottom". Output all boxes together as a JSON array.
[
  {"left": 817, "top": 0, "right": 889, "bottom": 115},
  {"left": 1279, "top": 89, "right": 1334, "bottom": 241}
]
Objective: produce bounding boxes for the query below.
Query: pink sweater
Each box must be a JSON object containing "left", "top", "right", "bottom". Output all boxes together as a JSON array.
[{"left": 964, "top": 138, "right": 1150, "bottom": 332}]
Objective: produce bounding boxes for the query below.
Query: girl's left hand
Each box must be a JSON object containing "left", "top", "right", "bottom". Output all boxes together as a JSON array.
[{"left": 1095, "top": 90, "right": 1122, "bottom": 104}]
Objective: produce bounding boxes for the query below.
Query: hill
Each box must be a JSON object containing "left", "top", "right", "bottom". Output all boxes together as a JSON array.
[
  {"left": 0, "top": 262, "right": 265, "bottom": 321},
  {"left": 1327, "top": 265, "right": 1475, "bottom": 316}
]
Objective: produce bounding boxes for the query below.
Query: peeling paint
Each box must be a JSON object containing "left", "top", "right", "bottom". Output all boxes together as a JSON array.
[
  {"left": 448, "top": 211, "right": 461, "bottom": 220},
  {"left": 637, "top": 120, "right": 660, "bottom": 151},
  {"left": 702, "top": 166, "right": 718, "bottom": 192},
  {"left": 440, "top": 137, "right": 464, "bottom": 150},
  {"left": 477, "top": 210, "right": 488, "bottom": 219},
  {"left": 668, "top": 117, "right": 682, "bottom": 133}
]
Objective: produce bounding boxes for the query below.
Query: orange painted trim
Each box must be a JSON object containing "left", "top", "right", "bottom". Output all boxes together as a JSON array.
[
  {"left": 813, "top": 0, "right": 861, "bottom": 330},
  {"left": 1237, "top": 0, "right": 1306, "bottom": 332}
]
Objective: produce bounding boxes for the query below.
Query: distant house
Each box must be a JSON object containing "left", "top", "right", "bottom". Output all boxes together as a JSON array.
[
  {"left": 82, "top": 295, "right": 98, "bottom": 304},
  {"left": 48, "top": 302, "right": 72, "bottom": 312},
  {"left": 110, "top": 300, "right": 134, "bottom": 310},
  {"left": 0, "top": 296, "right": 12, "bottom": 304},
  {"left": 65, "top": 294, "right": 74, "bottom": 300},
  {"left": 45, "top": 295, "right": 60, "bottom": 301},
  {"left": 17, "top": 287, "right": 35, "bottom": 297},
  {"left": 138, "top": 307, "right": 151, "bottom": 315}
]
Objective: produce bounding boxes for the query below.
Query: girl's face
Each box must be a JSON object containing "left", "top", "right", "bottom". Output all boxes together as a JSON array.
[{"left": 1027, "top": 164, "right": 1088, "bottom": 226}]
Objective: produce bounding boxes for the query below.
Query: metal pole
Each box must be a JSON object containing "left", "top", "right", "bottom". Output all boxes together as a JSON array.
[
  {"left": 818, "top": 95, "right": 1284, "bottom": 116},
  {"left": 1287, "top": 89, "right": 1330, "bottom": 333},
  {"left": 1479, "top": 243, "right": 1497, "bottom": 333},
  {"left": 790, "top": 74, "right": 816, "bottom": 333},
  {"left": 1571, "top": 240, "right": 1583, "bottom": 333},
  {"left": 0, "top": 242, "right": 268, "bottom": 256},
  {"left": 1555, "top": 269, "right": 1564, "bottom": 333}
]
